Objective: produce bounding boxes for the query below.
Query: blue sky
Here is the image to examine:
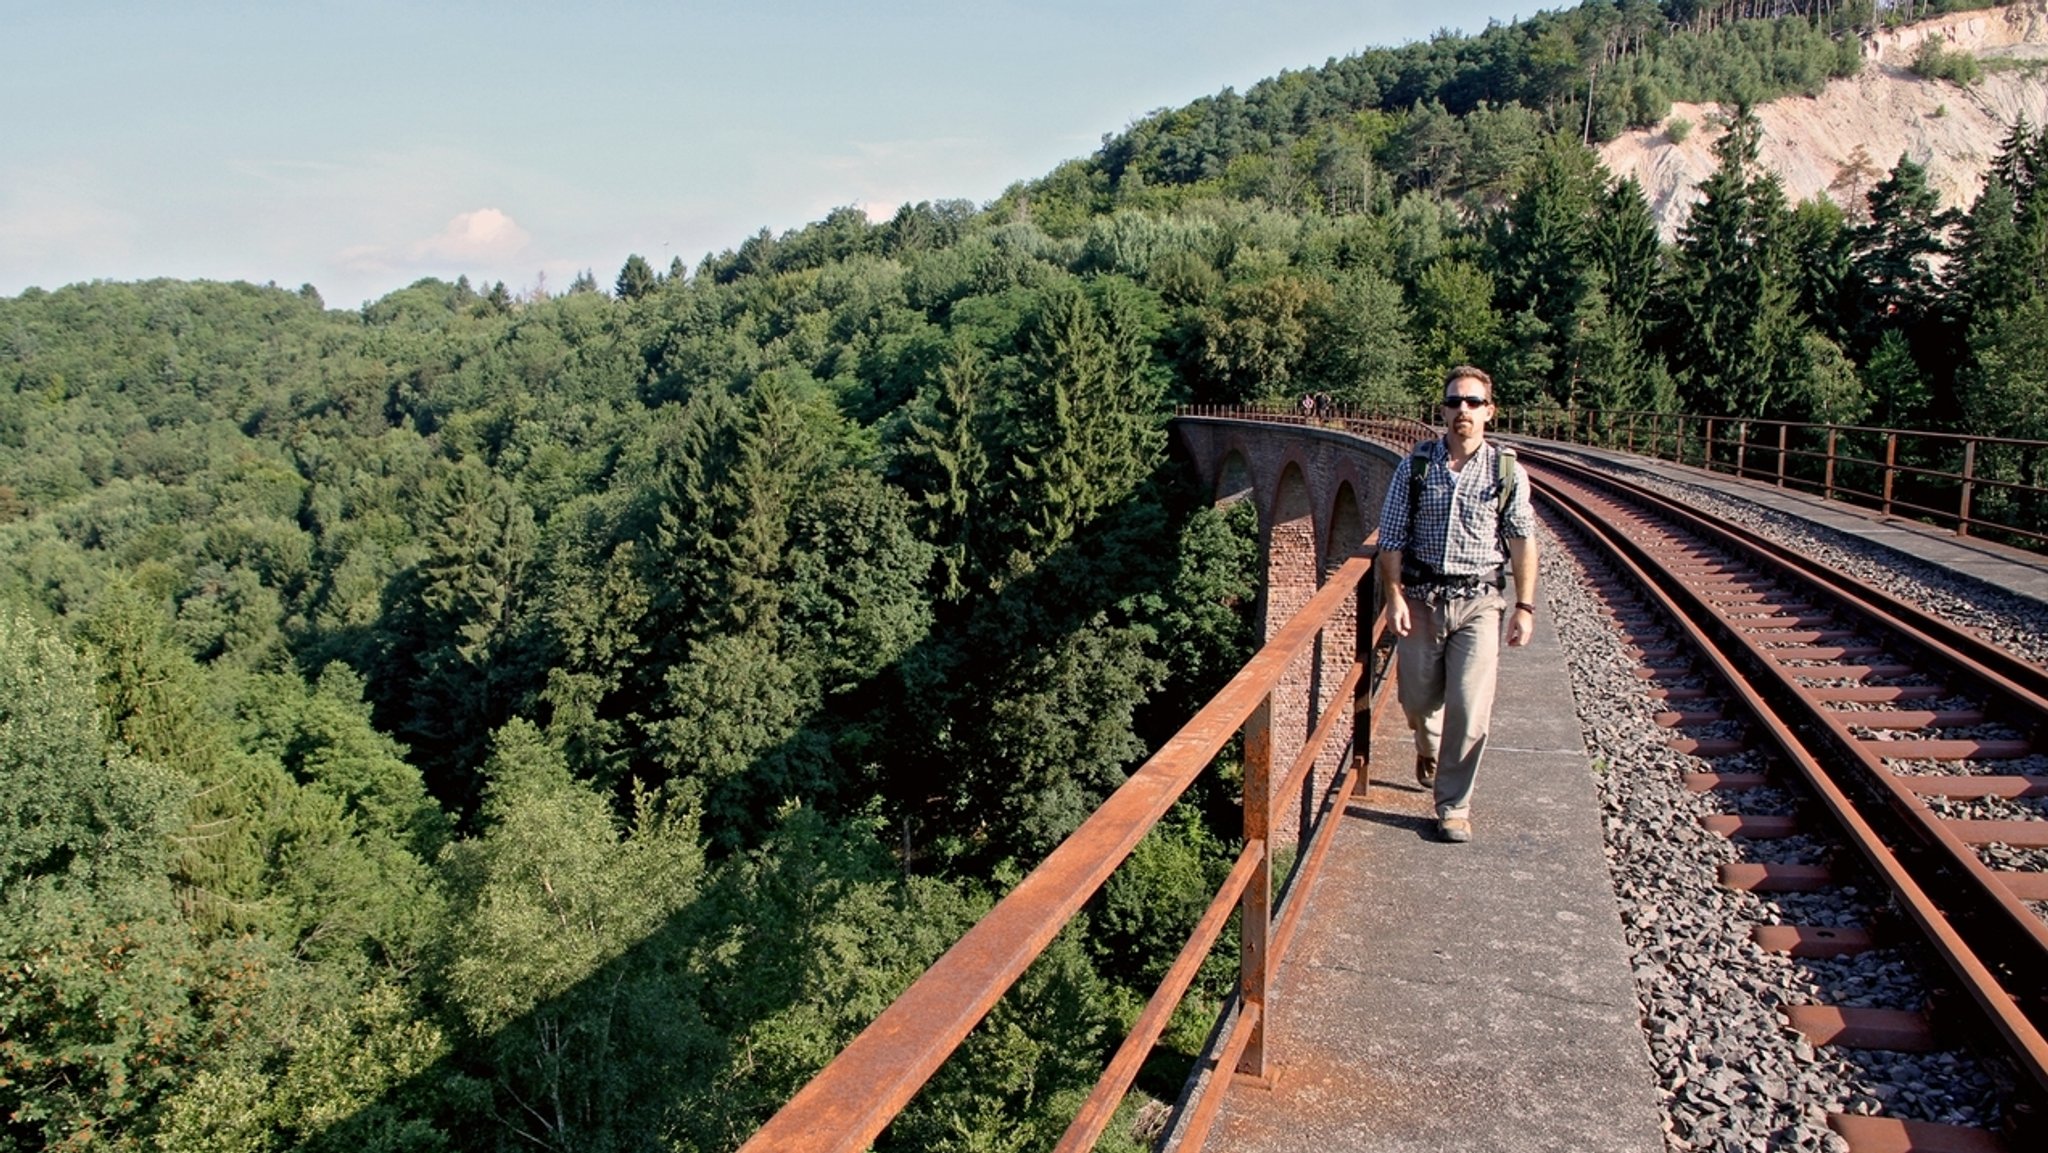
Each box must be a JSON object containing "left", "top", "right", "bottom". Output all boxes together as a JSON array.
[{"left": 2, "top": 1, "right": 1527, "bottom": 308}]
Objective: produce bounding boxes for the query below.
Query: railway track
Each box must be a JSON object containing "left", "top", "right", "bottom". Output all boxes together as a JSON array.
[{"left": 1524, "top": 447, "right": 2048, "bottom": 1153}]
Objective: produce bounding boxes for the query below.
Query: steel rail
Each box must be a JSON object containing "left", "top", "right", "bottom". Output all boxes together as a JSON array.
[
  {"left": 1524, "top": 448, "right": 2048, "bottom": 962},
  {"left": 1498, "top": 408, "right": 2048, "bottom": 547},
  {"left": 738, "top": 551, "right": 1378, "bottom": 1152},
  {"left": 1518, "top": 443, "right": 2048, "bottom": 704},
  {"left": 1527, "top": 459, "right": 2048, "bottom": 1102}
]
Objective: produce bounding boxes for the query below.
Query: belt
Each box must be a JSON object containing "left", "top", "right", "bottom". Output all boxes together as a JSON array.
[
  {"left": 1402, "top": 564, "right": 1504, "bottom": 604},
  {"left": 1404, "top": 562, "right": 1502, "bottom": 587}
]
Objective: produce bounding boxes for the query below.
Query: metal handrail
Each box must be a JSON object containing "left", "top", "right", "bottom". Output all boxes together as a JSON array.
[
  {"left": 1498, "top": 407, "right": 2048, "bottom": 548},
  {"left": 740, "top": 537, "right": 1388, "bottom": 1151}
]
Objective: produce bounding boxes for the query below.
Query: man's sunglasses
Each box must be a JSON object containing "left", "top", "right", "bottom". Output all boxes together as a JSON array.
[{"left": 1442, "top": 395, "right": 1491, "bottom": 409}]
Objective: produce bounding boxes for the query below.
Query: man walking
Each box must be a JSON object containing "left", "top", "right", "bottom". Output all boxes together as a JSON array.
[{"left": 1375, "top": 366, "right": 1538, "bottom": 843}]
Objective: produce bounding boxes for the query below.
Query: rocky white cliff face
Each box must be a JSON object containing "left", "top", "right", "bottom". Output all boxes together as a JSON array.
[{"left": 1597, "top": 2, "right": 2048, "bottom": 238}]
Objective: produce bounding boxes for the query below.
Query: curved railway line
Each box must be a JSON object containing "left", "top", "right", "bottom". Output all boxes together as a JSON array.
[{"left": 1525, "top": 446, "right": 2048, "bottom": 1152}]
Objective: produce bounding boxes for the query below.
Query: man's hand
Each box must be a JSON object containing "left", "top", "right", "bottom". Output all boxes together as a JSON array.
[
  {"left": 1385, "top": 593, "right": 1412, "bottom": 638},
  {"left": 1506, "top": 605, "right": 1533, "bottom": 647}
]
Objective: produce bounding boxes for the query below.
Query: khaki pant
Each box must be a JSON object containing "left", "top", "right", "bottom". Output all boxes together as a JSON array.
[{"left": 1396, "top": 589, "right": 1506, "bottom": 821}]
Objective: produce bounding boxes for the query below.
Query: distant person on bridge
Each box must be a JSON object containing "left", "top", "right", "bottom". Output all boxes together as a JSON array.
[{"left": 1375, "top": 366, "right": 1538, "bottom": 844}]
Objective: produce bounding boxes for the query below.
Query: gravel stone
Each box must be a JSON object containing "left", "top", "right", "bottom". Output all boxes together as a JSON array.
[{"left": 1531, "top": 461, "right": 2029, "bottom": 1149}]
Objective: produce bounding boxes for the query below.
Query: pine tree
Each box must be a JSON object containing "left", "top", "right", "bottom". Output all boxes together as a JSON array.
[
  {"left": 1954, "top": 119, "right": 2048, "bottom": 326},
  {"left": 1849, "top": 154, "right": 1957, "bottom": 347},
  {"left": 615, "top": 253, "right": 659, "bottom": 301},
  {"left": 1594, "top": 175, "right": 1662, "bottom": 337},
  {"left": 1785, "top": 196, "right": 1856, "bottom": 348},
  {"left": 901, "top": 341, "right": 993, "bottom": 600},
  {"left": 1666, "top": 108, "right": 1806, "bottom": 417},
  {"left": 379, "top": 461, "right": 537, "bottom": 806},
  {"left": 80, "top": 586, "right": 288, "bottom": 934},
  {"left": 1488, "top": 134, "right": 1606, "bottom": 403},
  {"left": 1002, "top": 280, "right": 1165, "bottom": 574}
]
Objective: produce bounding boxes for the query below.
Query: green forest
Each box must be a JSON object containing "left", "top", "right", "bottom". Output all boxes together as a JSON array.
[{"left": 5, "top": 2, "right": 2048, "bottom": 1150}]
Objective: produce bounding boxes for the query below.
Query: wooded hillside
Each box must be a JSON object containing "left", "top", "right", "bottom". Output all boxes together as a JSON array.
[{"left": 4, "top": 3, "right": 2046, "bottom": 1150}]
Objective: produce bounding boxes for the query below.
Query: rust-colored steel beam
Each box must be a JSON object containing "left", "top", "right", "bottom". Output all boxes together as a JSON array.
[
  {"left": 1784, "top": 1004, "right": 1942, "bottom": 1052},
  {"left": 1830, "top": 1113, "right": 2013, "bottom": 1153},
  {"left": 1239, "top": 695, "right": 1273, "bottom": 1081},
  {"left": 1175, "top": 1000, "right": 1264, "bottom": 1152},
  {"left": 1276, "top": 661, "right": 1365, "bottom": 816},
  {"left": 737, "top": 553, "right": 1375, "bottom": 1153},
  {"left": 1057, "top": 845, "right": 1263, "bottom": 1152}
]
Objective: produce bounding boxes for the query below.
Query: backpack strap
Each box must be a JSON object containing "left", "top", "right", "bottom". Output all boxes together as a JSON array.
[
  {"left": 1413, "top": 442, "right": 1516, "bottom": 524},
  {"left": 1495, "top": 444, "right": 1521, "bottom": 559},
  {"left": 1406, "top": 445, "right": 1432, "bottom": 538}
]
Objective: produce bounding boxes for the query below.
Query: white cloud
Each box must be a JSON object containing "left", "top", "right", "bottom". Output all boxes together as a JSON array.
[
  {"left": 412, "top": 207, "right": 530, "bottom": 261},
  {"left": 326, "top": 206, "right": 534, "bottom": 300}
]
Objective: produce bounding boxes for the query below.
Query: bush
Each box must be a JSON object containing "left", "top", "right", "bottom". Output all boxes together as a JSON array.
[
  {"left": 1666, "top": 117, "right": 1693, "bottom": 145},
  {"left": 1910, "top": 38, "right": 1981, "bottom": 86}
]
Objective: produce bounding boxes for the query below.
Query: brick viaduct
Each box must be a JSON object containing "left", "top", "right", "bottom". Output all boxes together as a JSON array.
[{"left": 1171, "top": 415, "right": 1415, "bottom": 815}]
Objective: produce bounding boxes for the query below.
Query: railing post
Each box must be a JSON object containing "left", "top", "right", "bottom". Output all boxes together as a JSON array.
[
  {"left": 1238, "top": 694, "right": 1273, "bottom": 1080},
  {"left": 1960, "top": 439, "right": 1977, "bottom": 537},
  {"left": 1735, "top": 420, "right": 1748, "bottom": 480},
  {"left": 1777, "top": 424, "right": 1788, "bottom": 488},
  {"left": 1883, "top": 433, "right": 1898, "bottom": 517},
  {"left": 1706, "top": 418, "right": 1717, "bottom": 473},
  {"left": 1826, "top": 428, "right": 1839, "bottom": 501},
  {"left": 1628, "top": 412, "right": 1637, "bottom": 454}
]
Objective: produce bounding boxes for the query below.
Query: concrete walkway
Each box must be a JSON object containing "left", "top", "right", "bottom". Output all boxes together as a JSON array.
[
  {"left": 1192, "top": 604, "right": 1666, "bottom": 1153},
  {"left": 1173, "top": 440, "right": 2048, "bottom": 1151}
]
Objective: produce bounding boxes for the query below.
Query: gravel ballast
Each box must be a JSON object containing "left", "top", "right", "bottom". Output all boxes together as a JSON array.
[{"left": 1533, "top": 463, "right": 2030, "bottom": 1151}]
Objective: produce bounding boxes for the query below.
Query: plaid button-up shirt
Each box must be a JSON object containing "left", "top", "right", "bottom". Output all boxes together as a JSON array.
[{"left": 1377, "top": 438, "right": 1534, "bottom": 577}]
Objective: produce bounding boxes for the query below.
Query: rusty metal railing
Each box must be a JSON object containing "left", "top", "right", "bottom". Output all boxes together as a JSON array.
[
  {"left": 1176, "top": 401, "right": 1435, "bottom": 448},
  {"left": 1499, "top": 407, "right": 2048, "bottom": 549},
  {"left": 739, "top": 535, "right": 1391, "bottom": 1152}
]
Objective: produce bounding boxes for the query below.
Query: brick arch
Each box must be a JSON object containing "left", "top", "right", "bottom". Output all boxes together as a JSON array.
[
  {"left": 1311, "top": 481, "right": 1369, "bottom": 802},
  {"left": 1216, "top": 448, "right": 1253, "bottom": 506},
  {"left": 1170, "top": 416, "right": 1411, "bottom": 837},
  {"left": 1171, "top": 418, "right": 1406, "bottom": 609},
  {"left": 1263, "top": 461, "right": 1318, "bottom": 642},
  {"left": 1263, "top": 462, "right": 1319, "bottom": 802},
  {"left": 1325, "top": 481, "right": 1368, "bottom": 576}
]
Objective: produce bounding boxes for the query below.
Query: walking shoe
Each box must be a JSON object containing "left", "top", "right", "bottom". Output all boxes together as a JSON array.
[
  {"left": 1437, "top": 816, "right": 1472, "bottom": 843},
  {"left": 1415, "top": 755, "right": 1437, "bottom": 787}
]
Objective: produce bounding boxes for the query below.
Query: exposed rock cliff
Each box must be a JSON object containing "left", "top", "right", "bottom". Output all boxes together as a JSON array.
[{"left": 1597, "top": 2, "right": 2048, "bottom": 237}]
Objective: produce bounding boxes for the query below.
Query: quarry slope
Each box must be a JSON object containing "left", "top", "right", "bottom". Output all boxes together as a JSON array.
[{"left": 1597, "top": 3, "right": 2048, "bottom": 236}]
